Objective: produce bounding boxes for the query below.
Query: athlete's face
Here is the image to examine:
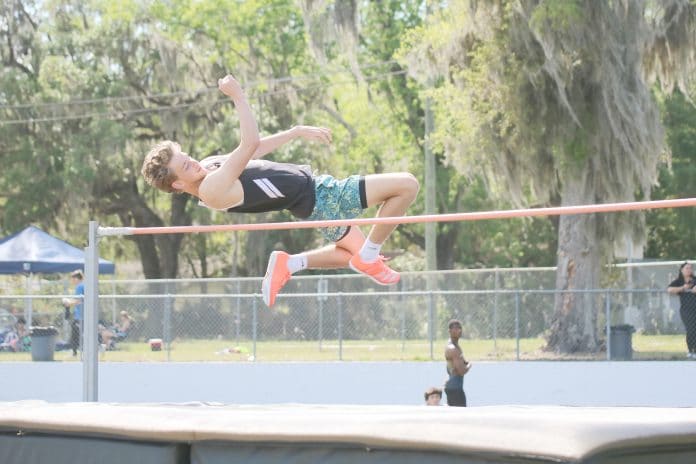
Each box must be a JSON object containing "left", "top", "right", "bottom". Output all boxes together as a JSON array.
[
  {"left": 169, "top": 144, "right": 206, "bottom": 190},
  {"left": 448, "top": 324, "right": 462, "bottom": 340}
]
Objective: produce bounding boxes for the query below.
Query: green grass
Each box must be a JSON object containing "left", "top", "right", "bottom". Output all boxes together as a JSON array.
[{"left": 0, "top": 334, "right": 689, "bottom": 362}]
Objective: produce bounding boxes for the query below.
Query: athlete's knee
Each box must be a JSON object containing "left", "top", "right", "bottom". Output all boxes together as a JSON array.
[{"left": 401, "top": 173, "right": 419, "bottom": 202}]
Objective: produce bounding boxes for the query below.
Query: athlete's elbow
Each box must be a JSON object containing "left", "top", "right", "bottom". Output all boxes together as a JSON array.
[
  {"left": 236, "top": 138, "right": 260, "bottom": 160},
  {"left": 242, "top": 135, "right": 260, "bottom": 152}
]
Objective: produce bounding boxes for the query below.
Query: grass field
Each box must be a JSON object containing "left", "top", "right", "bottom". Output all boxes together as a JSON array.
[{"left": 0, "top": 334, "right": 689, "bottom": 362}]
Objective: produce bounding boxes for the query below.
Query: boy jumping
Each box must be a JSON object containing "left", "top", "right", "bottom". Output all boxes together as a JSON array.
[{"left": 141, "top": 75, "right": 418, "bottom": 307}]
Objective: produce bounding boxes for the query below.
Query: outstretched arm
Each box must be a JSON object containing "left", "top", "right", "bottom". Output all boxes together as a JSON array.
[{"left": 253, "top": 125, "right": 332, "bottom": 159}]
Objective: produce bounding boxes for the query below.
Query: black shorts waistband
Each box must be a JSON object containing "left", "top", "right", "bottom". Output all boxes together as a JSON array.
[{"left": 359, "top": 176, "right": 367, "bottom": 209}]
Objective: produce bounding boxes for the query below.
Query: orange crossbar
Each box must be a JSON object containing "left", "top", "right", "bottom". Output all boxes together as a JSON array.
[{"left": 97, "top": 198, "right": 696, "bottom": 236}]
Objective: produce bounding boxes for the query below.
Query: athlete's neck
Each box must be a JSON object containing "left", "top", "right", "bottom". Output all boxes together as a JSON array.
[{"left": 181, "top": 178, "right": 204, "bottom": 198}]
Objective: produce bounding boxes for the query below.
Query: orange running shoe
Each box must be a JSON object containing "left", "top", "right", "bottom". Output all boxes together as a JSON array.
[
  {"left": 262, "top": 251, "right": 291, "bottom": 307},
  {"left": 348, "top": 254, "right": 400, "bottom": 285}
]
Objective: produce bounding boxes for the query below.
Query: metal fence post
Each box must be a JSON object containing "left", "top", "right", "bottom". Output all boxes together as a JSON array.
[
  {"left": 235, "top": 280, "right": 241, "bottom": 341},
  {"left": 24, "top": 269, "right": 33, "bottom": 328},
  {"left": 605, "top": 290, "right": 611, "bottom": 361},
  {"left": 318, "top": 298, "right": 324, "bottom": 352},
  {"left": 318, "top": 278, "right": 327, "bottom": 352},
  {"left": 428, "top": 291, "right": 434, "bottom": 361},
  {"left": 400, "top": 295, "right": 406, "bottom": 353},
  {"left": 402, "top": 280, "right": 406, "bottom": 354},
  {"left": 83, "top": 221, "right": 99, "bottom": 402},
  {"left": 338, "top": 292, "right": 343, "bottom": 361},
  {"left": 252, "top": 297, "right": 258, "bottom": 361},
  {"left": 163, "top": 282, "right": 172, "bottom": 362},
  {"left": 493, "top": 268, "right": 499, "bottom": 353},
  {"left": 111, "top": 280, "right": 117, "bottom": 325},
  {"left": 515, "top": 291, "right": 520, "bottom": 361}
]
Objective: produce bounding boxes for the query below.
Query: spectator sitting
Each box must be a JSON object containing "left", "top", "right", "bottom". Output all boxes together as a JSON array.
[
  {"left": 0, "top": 330, "right": 19, "bottom": 352},
  {"left": 114, "top": 311, "right": 132, "bottom": 340},
  {"left": 100, "top": 311, "right": 133, "bottom": 350},
  {"left": 0, "top": 317, "right": 30, "bottom": 352},
  {"left": 15, "top": 317, "right": 30, "bottom": 351}
]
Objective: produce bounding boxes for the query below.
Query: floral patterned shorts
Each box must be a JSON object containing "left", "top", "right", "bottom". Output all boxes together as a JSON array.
[{"left": 307, "top": 174, "right": 367, "bottom": 242}]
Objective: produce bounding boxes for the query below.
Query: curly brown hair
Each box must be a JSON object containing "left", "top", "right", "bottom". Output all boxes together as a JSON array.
[{"left": 141, "top": 141, "right": 179, "bottom": 193}]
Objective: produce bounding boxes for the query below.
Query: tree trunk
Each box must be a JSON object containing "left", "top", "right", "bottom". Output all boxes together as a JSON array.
[
  {"left": 94, "top": 175, "right": 192, "bottom": 279},
  {"left": 546, "top": 174, "right": 601, "bottom": 353},
  {"left": 437, "top": 225, "right": 458, "bottom": 270},
  {"left": 152, "top": 193, "right": 190, "bottom": 279}
]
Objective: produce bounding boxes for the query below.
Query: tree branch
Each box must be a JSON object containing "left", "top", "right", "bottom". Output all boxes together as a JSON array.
[{"left": 319, "top": 102, "right": 357, "bottom": 139}]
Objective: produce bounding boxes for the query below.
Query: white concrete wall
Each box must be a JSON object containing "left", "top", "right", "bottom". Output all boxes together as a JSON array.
[{"left": 0, "top": 361, "right": 693, "bottom": 406}]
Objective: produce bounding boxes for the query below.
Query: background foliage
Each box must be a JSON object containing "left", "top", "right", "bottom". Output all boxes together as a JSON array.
[{"left": 1, "top": 0, "right": 694, "bottom": 282}]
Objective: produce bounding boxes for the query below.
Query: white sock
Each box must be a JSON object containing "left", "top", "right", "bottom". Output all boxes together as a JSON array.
[
  {"left": 359, "top": 239, "right": 382, "bottom": 263},
  {"left": 287, "top": 254, "right": 308, "bottom": 274}
]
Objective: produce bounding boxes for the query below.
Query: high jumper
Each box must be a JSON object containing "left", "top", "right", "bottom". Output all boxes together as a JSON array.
[{"left": 141, "top": 74, "right": 418, "bottom": 307}]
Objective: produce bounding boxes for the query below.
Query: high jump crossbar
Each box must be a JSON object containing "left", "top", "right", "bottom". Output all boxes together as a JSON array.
[{"left": 98, "top": 197, "right": 696, "bottom": 237}]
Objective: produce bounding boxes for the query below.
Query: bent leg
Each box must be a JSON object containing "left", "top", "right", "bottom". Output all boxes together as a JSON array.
[
  {"left": 101, "top": 329, "right": 114, "bottom": 350},
  {"left": 363, "top": 173, "right": 419, "bottom": 244},
  {"left": 304, "top": 226, "right": 400, "bottom": 285},
  {"left": 305, "top": 227, "right": 366, "bottom": 269},
  {"left": 261, "top": 228, "right": 366, "bottom": 307}
]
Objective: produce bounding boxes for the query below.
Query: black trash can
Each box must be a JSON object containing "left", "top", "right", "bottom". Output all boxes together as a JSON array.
[
  {"left": 609, "top": 324, "right": 635, "bottom": 360},
  {"left": 30, "top": 326, "right": 58, "bottom": 361}
]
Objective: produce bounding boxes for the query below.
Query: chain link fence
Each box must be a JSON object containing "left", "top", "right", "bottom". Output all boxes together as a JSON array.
[{"left": 0, "top": 262, "right": 688, "bottom": 361}]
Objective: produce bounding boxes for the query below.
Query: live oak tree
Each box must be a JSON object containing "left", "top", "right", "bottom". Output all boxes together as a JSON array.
[{"left": 403, "top": 0, "right": 696, "bottom": 352}]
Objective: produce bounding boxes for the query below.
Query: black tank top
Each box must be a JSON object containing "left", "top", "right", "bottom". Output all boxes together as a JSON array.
[{"left": 200, "top": 158, "right": 316, "bottom": 218}]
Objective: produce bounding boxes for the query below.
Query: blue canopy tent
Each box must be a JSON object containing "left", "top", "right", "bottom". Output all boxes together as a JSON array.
[
  {"left": 0, "top": 226, "right": 115, "bottom": 274},
  {"left": 0, "top": 226, "right": 115, "bottom": 326}
]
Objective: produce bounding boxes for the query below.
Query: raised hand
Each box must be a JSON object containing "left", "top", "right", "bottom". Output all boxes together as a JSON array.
[
  {"left": 218, "top": 75, "right": 244, "bottom": 99},
  {"left": 292, "top": 125, "right": 332, "bottom": 145}
]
